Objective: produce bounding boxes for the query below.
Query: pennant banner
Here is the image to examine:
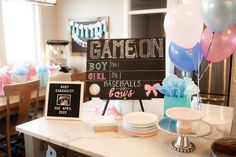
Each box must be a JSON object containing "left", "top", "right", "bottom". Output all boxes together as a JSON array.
[{"left": 69, "top": 18, "right": 108, "bottom": 48}]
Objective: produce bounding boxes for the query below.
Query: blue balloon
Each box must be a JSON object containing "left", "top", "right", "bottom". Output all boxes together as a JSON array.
[
  {"left": 202, "top": 0, "right": 236, "bottom": 32},
  {"left": 169, "top": 42, "right": 202, "bottom": 73}
]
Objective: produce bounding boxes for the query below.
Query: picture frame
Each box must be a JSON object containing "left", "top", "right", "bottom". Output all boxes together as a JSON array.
[
  {"left": 45, "top": 81, "right": 84, "bottom": 120},
  {"left": 69, "top": 16, "right": 109, "bottom": 56}
]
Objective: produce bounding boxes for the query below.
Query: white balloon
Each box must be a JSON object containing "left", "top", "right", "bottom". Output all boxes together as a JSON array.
[{"left": 164, "top": 4, "right": 203, "bottom": 48}]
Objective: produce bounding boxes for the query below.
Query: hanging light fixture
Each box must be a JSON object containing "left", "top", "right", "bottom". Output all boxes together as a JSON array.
[
  {"left": 25, "top": 0, "right": 56, "bottom": 6},
  {"left": 6, "top": 0, "right": 57, "bottom": 6}
]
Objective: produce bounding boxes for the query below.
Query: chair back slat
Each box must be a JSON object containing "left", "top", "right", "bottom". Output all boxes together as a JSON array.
[{"left": 18, "top": 92, "right": 31, "bottom": 124}]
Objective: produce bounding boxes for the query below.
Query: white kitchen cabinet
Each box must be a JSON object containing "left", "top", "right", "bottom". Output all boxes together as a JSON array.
[{"left": 123, "top": 0, "right": 179, "bottom": 76}]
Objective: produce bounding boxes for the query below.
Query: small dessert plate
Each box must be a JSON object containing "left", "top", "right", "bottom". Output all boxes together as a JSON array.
[
  {"left": 124, "top": 127, "right": 158, "bottom": 135},
  {"left": 123, "top": 123, "right": 157, "bottom": 131},
  {"left": 123, "top": 112, "right": 158, "bottom": 126},
  {"left": 123, "top": 121, "right": 156, "bottom": 128},
  {"left": 124, "top": 129, "right": 158, "bottom": 137}
]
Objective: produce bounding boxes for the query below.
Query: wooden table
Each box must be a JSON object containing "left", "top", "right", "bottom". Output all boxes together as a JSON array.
[
  {"left": 0, "top": 88, "right": 46, "bottom": 118},
  {"left": 16, "top": 99, "right": 234, "bottom": 157}
]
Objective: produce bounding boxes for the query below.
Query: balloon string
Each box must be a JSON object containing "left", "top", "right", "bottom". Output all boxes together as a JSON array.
[
  {"left": 205, "top": 32, "right": 215, "bottom": 60},
  {"left": 189, "top": 49, "right": 198, "bottom": 72},
  {"left": 195, "top": 48, "right": 201, "bottom": 110},
  {"left": 194, "top": 32, "right": 215, "bottom": 110},
  {"left": 199, "top": 32, "right": 215, "bottom": 80},
  {"left": 199, "top": 63, "right": 212, "bottom": 80}
]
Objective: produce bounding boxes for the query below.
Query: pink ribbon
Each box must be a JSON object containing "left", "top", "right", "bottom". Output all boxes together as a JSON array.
[{"left": 144, "top": 83, "right": 160, "bottom": 97}]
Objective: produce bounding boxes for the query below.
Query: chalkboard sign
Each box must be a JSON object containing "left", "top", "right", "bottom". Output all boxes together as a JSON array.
[
  {"left": 45, "top": 81, "right": 84, "bottom": 120},
  {"left": 86, "top": 37, "right": 165, "bottom": 99}
]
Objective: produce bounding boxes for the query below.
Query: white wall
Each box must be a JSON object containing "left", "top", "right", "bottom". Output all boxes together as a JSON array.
[
  {"left": 40, "top": 5, "right": 57, "bottom": 63},
  {"left": 53, "top": 0, "right": 125, "bottom": 72},
  {"left": 0, "top": 0, "right": 6, "bottom": 67}
]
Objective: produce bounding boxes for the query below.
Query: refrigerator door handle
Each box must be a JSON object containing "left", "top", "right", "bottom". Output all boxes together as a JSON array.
[{"left": 201, "top": 97, "right": 225, "bottom": 102}]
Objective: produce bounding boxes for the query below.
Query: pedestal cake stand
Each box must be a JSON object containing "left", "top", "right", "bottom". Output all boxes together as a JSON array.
[{"left": 157, "top": 117, "right": 212, "bottom": 153}]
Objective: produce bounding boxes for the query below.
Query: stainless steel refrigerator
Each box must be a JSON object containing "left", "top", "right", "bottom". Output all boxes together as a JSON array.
[
  {"left": 198, "top": 57, "right": 232, "bottom": 106},
  {"left": 175, "top": 56, "right": 233, "bottom": 106}
]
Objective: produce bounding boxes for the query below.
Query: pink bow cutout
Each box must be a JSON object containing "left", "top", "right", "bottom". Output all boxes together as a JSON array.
[{"left": 144, "top": 83, "right": 160, "bottom": 97}]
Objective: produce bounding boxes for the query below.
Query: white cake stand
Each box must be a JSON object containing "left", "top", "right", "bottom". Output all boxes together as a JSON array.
[{"left": 157, "top": 117, "right": 212, "bottom": 153}]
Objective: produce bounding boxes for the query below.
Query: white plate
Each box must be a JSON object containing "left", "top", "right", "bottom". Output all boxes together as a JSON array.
[
  {"left": 166, "top": 107, "right": 204, "bottom": 122},
  {"left": 124, "top": 124, "right": 157, "bottom": 132},
  {"left": 124, "top": 129, "right": 158, "bottom": 137},
  {"left": 124, "top": 127, "right": 158, "bottom": 134},
  {"left": 123, "top": 112, "right": 158, "bottom": 126},
  {"left": 123, "top": 122, "right": 157, "bottom": 131},
  {"left": 123, "top": 121, "right": 156, "bottom": 129}
]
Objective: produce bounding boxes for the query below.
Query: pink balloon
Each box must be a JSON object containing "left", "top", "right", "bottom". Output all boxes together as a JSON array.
[{"left": 201, "top": 24, "right": 236, "bottom": 63}]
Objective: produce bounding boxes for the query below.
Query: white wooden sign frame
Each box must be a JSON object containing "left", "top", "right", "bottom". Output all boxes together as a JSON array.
[{"left": 45, "top": 81, "right": 84, "bottom": 120}]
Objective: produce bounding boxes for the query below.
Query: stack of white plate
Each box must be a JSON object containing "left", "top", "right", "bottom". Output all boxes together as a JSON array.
[{"left": 123, "top": 112, "right": 158, "bottom": 137}]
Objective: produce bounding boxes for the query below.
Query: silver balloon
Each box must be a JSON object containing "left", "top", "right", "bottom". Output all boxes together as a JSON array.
[{"left": 201, "top": 0, "right": 236, "bottom": 32}]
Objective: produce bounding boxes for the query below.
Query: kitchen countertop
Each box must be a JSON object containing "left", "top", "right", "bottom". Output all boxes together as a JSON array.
[{"left": 16, "top": 98, "right": 233, "bottom": 157}]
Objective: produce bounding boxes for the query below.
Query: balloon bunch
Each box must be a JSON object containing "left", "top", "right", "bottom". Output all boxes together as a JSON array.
[{"left": 164, "top": 0, "right": 236, "bottom": 73}]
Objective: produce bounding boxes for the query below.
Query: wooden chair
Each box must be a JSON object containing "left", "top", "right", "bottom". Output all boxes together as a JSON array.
[
  {"left": 70, "top": 72, "right": 86, "bottom": 82},
  {"left": 0, "top": 80, "right": 40, "bottom": 157},
  {"left": 71, "top": 72, "right": 89, "bottom": 102}
]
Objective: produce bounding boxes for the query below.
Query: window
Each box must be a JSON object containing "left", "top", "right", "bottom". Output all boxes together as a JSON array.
[{"left": 2, "top": 0, "right": 41, "bottom": 64}]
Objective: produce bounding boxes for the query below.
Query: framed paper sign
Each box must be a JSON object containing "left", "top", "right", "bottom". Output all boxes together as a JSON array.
[{"left": 45, "top": 81, "right": 84, "bottom": 120}]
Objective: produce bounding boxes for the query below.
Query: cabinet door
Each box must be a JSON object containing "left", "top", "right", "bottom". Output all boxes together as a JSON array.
[
  {"left": 130, "top": 0, "right": 167, "bottom": 10},
  {"left": 124, "top": 0, "right": 179, "bottom": 75}
]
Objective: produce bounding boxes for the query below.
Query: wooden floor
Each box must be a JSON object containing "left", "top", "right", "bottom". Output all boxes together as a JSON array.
[
  {"left": 0, "top": 144, "right": 25, "bottom": 157},
  {"left": 0, "top": 152, "right": 4, "bottom": 157}
]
